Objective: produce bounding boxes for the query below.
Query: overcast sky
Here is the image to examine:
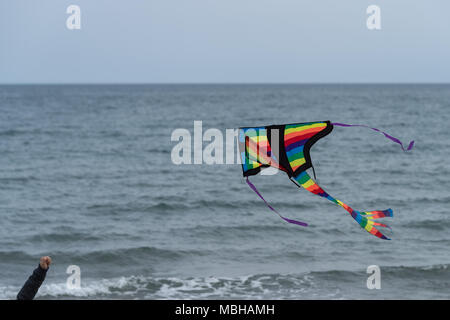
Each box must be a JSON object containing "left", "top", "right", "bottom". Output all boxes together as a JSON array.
[{"left": 1, "top": 0, "right": 449, "bottom": 83}]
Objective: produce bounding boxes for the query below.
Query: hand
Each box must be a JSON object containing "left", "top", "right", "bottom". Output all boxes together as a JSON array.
[{"left": 39, "top": 256, "right": 52, "bottom": 270}]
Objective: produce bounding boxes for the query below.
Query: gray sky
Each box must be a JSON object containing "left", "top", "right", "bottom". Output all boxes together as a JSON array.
[{"left": 1, "top": 0, "right": 449, "bottom": 83}]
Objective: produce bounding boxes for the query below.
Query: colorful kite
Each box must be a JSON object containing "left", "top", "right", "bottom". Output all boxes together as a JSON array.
[{"left": 238, "top": 121, "right": 414, "bottom": 240}]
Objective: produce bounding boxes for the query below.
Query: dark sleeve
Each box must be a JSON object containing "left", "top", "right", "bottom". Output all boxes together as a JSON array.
[{"left": 16, "top": 264, "right": 48, "bottom": 300}]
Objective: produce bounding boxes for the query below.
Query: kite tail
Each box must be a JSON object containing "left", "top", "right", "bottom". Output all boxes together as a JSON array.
[
  {"left": 332, "top": 122, "right": 414, "bottom": 151},
  {"left": 245, "top": 177, "right": 308, "bottom": 227},
  {"left": 292, "top": 171, "right": 392, "bottom": 240}
]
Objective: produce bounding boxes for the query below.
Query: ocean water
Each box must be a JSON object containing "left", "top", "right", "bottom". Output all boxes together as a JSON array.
[{"left": 0, "top": 84, "right": 449, "bottom": 300}]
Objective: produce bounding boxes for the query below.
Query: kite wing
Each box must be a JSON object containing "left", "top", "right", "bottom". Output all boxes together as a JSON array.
[
  {"left": 239, "top": 120, "right": 412, "bottom": 240},
  {"left": 239, "top": 121, "right": 332, "bottom": 178}
]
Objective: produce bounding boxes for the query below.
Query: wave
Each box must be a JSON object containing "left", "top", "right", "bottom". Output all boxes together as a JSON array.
[
  {"left": 0, "top": 129, "right": 28, "bottom": 137},
  {"left": 0, "top": 246, "right": 210, "bottom": 267},
  {"left": 0, "top": 176, "right": 39, "bottom": 183},
  {"left": 72, "top": 246, "right": 212, "bottom": 264},
  {"left": 0, "top": 273, "right": 319, "bottom": 300},
  {"left": 405, "top": 219, "right": 450, "bottom": 231},
  {"left": 84, "top": 198, "right": 316, "bottom": 215},
  {"left": 367, "top": 195, "right": 450, "bottom": 206},
  {"left": 1, "top": 264, "right": 447, "bottom": 300},
  {"left": 0, "top": 129, "right": 67, "bottom": 137},
  {"left": 172, "top": 224, "right": 314, "bottom": 235},
  {"left": 27, "top": 232, "right": 103, "bottom": 242}
]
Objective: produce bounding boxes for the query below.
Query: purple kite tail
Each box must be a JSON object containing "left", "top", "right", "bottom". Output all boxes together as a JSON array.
[
  {"left": 245, "top": 177, "right": 308, "bottom": 227},
  {"left": 332, "top": 122, "right": 414, "bottom": 151}
]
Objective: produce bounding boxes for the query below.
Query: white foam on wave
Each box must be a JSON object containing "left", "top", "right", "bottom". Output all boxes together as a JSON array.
[
  {"left": 0, "top": 276, "right": 146, "bottom": 300},
  {"left": 152, "top": 274, "right": 319, "bottom": 299},
  {"left": 3, "top": 264, "right": 447, "bottom": 300},
  {"left": 0, "top": 273, "right": 324, "bottom": 300}
]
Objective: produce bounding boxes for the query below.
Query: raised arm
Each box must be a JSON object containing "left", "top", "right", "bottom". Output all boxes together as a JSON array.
[{"left": 17, "top": 256, "right": 52, "bottom": 300}]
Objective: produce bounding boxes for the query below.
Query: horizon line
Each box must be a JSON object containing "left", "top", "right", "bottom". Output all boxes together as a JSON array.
[{"left": 1, "top": 82, "right": 450, "bottom": 86}]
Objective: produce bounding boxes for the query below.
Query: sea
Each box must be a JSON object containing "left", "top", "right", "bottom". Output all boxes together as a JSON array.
[{"left": 0, "top": 84, "right": 448, "bottom": 299}]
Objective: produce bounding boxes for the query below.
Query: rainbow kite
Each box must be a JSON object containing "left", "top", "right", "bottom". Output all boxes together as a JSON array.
[{"left": 239, "top": 121, "right": 414, "bottom": 240}]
